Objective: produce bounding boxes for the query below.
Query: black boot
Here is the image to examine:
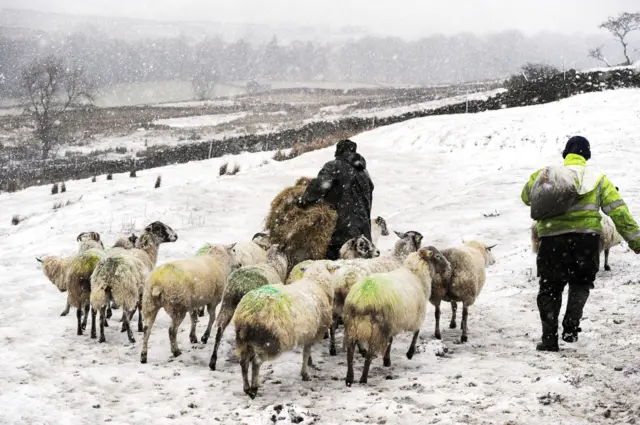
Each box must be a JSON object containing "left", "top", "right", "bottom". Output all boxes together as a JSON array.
[{"left": 536, "top": 340, "right": 559, "bottom": 352}]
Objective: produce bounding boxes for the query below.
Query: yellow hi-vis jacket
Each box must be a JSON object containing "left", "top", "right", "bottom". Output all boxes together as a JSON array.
[{"left": 521, "top": 153, "right": 640, "bottom": 252}]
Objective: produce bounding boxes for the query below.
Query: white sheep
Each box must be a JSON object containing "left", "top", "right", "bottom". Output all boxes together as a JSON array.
[
  {"left": 38, "top": 231, "right": 106, "bottom": 317},
  {"left": 429, "top": 240, "right": 496, "bottom": 343},
  {"left": 343, "top": 246, "right": 451, "bottom": 386},
  {"left": 38, "top": 247, "right": 106, "bottom": 336},
  {"left": 370, "top": 216, "right": 390, "bottom": 246},
  {"left": 112, "top": 233, "right": 138, "bottom": 250},
  {"left": 531, "top": 215, "right": 622, "bottom": 272},
  {"left": 233, "top": 261, "right": 336, "bottom": 399},
  {"left": 208, "top": 244, "right": 289, "bottom": 371},
  {"left": 287, "top": 230, "right": 423, "bottom": 357},
  {"left": 339, "top": 235, "right": 380, "bottom": 260},
  {"left": 90, "top": 221, "right": 178, "bottom": 343},
  {"left": 140, "top": 242, "right": 242, "bottom": 363}
]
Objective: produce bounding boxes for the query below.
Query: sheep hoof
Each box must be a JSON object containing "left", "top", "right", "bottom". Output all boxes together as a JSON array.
[
  {"left": 434, "top": 333, "right": 442, "bottom": 340},
  {"left": 383, "top": 358, "right": 391, "bottom": 367},
  {"left": 189, "top": 335, "right": 198, "bottom": 344},
  {"left": 128, "top": 337, "right": 136, "bottom": 344},
  {"left": 140, "top": 354, "right": 147, "bottom": 364},
  {"left": 605, "top": 265, "right": 611, "bottom": 271},
  {"left": 329, "top": 347, "right": 337, "bottom": 356},
  {"left": 345, "top": 377, "right": 353, "bottom": 387},
  {"left": 460, "top": 335, "right": 468, "bottom": 343},
  {"left": 99, "top": 336, "right": 106, "bottom": 343},
  {"left": 138, "top": 325, "right": 143, "bottom": 333},
  {"left": 209, "top": 360, "right": 217, "bottom": 371},
  {"left": 173, "top": 349, "right": 182, "bottom": 358},
  {"left": 77, "top": 330, "right": 83, "bottom": 336},
  {"left": 406, "top": 350, "right": 414, "bottom": 360},
  {"left": 106, "top": 310, "right": 112, "bottom": 319},
  {"left": 449, "top": 321, "right": 457, "bottom": 329},
  {"left": 358, "top": 376, "right": 368, "bottom": 385},
  {"left": 245, "top": 388, "right": 258, "bottom": 399},
  {"left": 301, "top": 373, "right": 311, "bottom": 382},
  {"left": 60, "top": 311, "right": 69, "bottom": 317},
  {"left": 104, "top": 320, "right": 109, "bottom": 328},
  {"left": 201, "top": 335, "right": 209, "bottom": 344},
  {"left": 90, "top": 333, "right": 97, "bottom": 339},
  {"left": 81, "top": 323, "right": 87, "bottom": 331}
]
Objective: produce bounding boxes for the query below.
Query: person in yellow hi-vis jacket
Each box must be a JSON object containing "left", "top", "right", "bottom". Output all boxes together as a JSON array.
[{"left": 522, "top": 136, "right": 640, "bottom": 351}]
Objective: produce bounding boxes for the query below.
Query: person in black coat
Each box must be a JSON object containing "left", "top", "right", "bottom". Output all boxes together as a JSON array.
[{"left": 297, "top": 139, "right": 374, "bottom": 260}]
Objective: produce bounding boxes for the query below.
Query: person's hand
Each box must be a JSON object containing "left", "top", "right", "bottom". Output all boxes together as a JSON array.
[
  {"left": 296, "top": 196, "right": 306, "bottom": 209},
  {"left": 635, "top": 250, "right": 640, "bottom": 255}
]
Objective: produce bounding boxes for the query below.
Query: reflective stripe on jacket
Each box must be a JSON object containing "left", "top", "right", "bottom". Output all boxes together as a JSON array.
[{"left": 521, "top": 153, "right": 640, "bottom": 251}]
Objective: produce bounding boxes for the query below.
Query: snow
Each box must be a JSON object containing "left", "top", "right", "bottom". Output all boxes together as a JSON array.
[
  {"left": 2, "top": 89, "right": 640, "bottom": 424},
  {"left": 153, "top": 112, "right": 249, "bottom": 128}
]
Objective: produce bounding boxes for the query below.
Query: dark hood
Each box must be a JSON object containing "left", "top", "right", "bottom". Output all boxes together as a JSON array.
[
  {"left": 345, "top": 152, "right": 367, "bottom": 170},
  {"left": 335, "top": 139, "right": 357, "bottom": 158}
]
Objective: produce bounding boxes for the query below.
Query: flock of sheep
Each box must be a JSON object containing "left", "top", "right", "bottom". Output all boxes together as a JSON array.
[{"left": 37, "top": 211, "right": 621, "bottom": 399}]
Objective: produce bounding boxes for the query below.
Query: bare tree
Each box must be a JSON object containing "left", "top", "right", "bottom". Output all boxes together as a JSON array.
[
  {"left": 20, "top": 55, "right": 95, "bottom": 159},
  {"left": 587, "top": 46, "right": 612, "bottom": 67},
  {"left": 598, "top": 12, "right": 640, "bottom": 66}
]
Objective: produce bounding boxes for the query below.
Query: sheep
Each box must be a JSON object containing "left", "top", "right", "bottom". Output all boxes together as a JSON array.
[
  {"left": 194, "top": 232, "right": 271, "bottom": 318},
  {"left": 343, "top": 246, "right": 451, "bottom": 386},
  {"left": 339, "top": 235, "right": 380, "bottom": 260},
  {"left": 370, "top": 216, "right": 390, "bottom": 246},
  {"left": 287, "top": 230, "right": 423, "bottom": 357},
  {"left": 90, "top": 221, "right": 178, "bottom": 343},
  {"left": 430, "top": 240, "right": 496, "bottom": 344},
  {"left": 77, "top": 231, "right": 105, "bottom": 252},
  {"left": 38, "top": 247, "right": 106, "bottom": 336},
  {"left": 531, "top": 215, "right": 622, "bottom": 272},
  {"left": 37, "top": 231, "right": 106, "bottom": 317},
  {"left": 140, "top": 242, "right": 242, "bottom": 363},
  {"left": 208, "top": 244, "right": 289, "bottom": 370},
  {"left": 112, "top": 233, "right": 138, "bottom": 250},
  {"left": 233, "top": 261, "right": 336, "bottom": 399}
]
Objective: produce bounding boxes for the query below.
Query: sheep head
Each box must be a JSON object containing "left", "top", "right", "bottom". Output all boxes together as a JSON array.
[
  {"left": 144, "top": 221, "right": 178, "bottom": 244},
  {"left": 340, "top": 235, "right": 379, "bottom": 259},
  {"left": 418, "top": 246, "right": 452, "bottom": 277},
  {"left": 373, "top": 216, "right": 389, "bottom": 236},
  {"left": 252, "top": 232, "right": 271, "bottom": 250}
]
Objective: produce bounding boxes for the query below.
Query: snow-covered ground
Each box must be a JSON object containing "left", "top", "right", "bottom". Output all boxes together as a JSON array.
[
  {"left": 2, "top": 89, "right": 640, "bottom": 425},
  {"left": 153, "top": 112, "right": 249, "bottom": 129}
]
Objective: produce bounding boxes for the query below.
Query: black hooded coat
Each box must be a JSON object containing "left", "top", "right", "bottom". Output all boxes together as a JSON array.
[{"left": 299, "top": 147, "right": 374, "bottom": 260}]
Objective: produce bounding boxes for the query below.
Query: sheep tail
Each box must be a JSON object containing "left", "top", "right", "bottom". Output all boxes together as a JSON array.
[{"left": 343, "top": 307, "right": 389, "bottom": 356}]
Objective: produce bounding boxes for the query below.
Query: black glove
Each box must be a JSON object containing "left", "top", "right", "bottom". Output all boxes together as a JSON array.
[{"left": 296, "top": 196, "right": 306, "bottom": 208}]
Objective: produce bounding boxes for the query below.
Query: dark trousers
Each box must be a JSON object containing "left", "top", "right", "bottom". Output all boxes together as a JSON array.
[{"left": 536, "top": 233, "right": 600, "bottom": 342}]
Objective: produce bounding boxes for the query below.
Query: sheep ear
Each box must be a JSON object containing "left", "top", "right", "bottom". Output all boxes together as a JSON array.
[
  {"left": 327, "top": 264, "right": 340, "bottom": 273},
  {"left": 228, "top": 243, "right": 237, "bottom": 250},
  {"left": 486, "top": 244, "right": 497, "bottom": 250},
  {"left": 92, "top": 232, "right": 101, "bottom": 241},
  {"left": 419, "top": 249, "right": 432, "bottom": 261},
  {"left": 36, "top": 257, "right": 43, "bottom": 263},
  {"left": 394, "top": 230, "right": 404, "bottom": 239}
]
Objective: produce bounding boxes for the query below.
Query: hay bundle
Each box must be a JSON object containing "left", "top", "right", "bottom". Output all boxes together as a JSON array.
[{"left": 265, "top": 177, "right": 337, "bottom": 268}]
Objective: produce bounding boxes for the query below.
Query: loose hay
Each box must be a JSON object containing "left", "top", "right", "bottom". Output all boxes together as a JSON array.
[{"left": 265, "top": 177, "right": 337, "bottom": 268}]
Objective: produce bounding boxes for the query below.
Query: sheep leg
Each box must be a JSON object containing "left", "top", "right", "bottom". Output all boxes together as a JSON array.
[
  {"left": 188, "top": 310, "right": 199, "bottom": 344},
  {"left": 140, "top": 307, "right": 159, "bottom": 364},
  {"left": 99, "top": 306, "right": 107, "bottom": 343},
  {"left": 250, "top": 355, "right": 263, "bottom": 395},
  {"left": 76, "top": 307, "right": 83, "bottom": 336},
  {"left": 460, "top": 304, "right": 469, "bottom": 343},
  {"left": 137, "top": 295, "right": 143, "bottom": 333},
  {"left": 329, "top": 314, "right": 338, "bottom": 356},
  {"left": 198, "top": 306, "right": 205, "bottom": 317},
  {"left": 241, "top": 354, "right": 254, "bottom": 399},
  {"left": 200, "top": 303, "right": 217, "bottom": 344},
  {"left": 359, "top": 352, "right": 374, "bottom": 384},
  {"left": 81, "top": 303, "right": 90, "bottom": 330},
  {"left": 345, "top": 341, "right": 356, "bottom": 387},
  {"left": 450, "top": 301, "right": 458, "bottom": 329},
  {"left": 383, "top": 337, "right": 393, "bottom": 367},
  {"left": 122, "top": 309, "right": 136, "bottom": 343},
  {"left": 604, "top": 249, "right": 611, "bottom": 271},
  {"left": 90, "top": 308, "right": 97, "bottom": 339},
  {"left": 301, "top": 345, "right": 312, "bottom": 381},
  {"left": 209, "top": 307, "right": 234, "bottom": 370},
  {"left": 434, "top": 300, "right": 442, "bottom": 340},
  {"left": 106, "top": 302, "right": 112, "bottom": 319},
  {"left": 60, "top": 302, "right": 70, "bottom": 316},
  {"left": 407, "top": 331, "right": 419, "bottom": 360},
  {"left": 169, "top": 311, "right": 187, "bottom": 357}
]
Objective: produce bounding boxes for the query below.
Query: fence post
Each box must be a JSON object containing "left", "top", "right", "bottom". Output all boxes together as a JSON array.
[{"left": 208, "top": 140, "right": 213, "bottom": 159}]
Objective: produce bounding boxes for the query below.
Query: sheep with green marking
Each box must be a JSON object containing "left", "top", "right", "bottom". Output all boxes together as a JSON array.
[
  {"left": 140, "top": 242, "right": 243, "bottom": 363},
  {"left": 208, "top": 244, "right": 288, "bottom": 371},
  {"left": 90, "top": 221, "right": 178, "bottom": 344},
  {"left": 287, "top": 230, "right": 423, "bottom": 357},
  {"left": 233, "top": 261, "right": 336, "bottom": 399},
  {"left": 344, "top": 246, "right": 450, "bottom": 387}
]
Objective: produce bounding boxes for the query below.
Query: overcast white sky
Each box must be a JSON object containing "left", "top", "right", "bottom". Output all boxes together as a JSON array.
[{"left": 1, "top": 0, "right": 638, "bottom": 37}]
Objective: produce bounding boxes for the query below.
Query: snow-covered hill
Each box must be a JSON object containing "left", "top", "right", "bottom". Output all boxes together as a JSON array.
[{"left": 2, "top": 89, "right": 640, "bottom": 424}]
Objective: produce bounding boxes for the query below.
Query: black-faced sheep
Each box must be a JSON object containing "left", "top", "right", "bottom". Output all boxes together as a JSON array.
[{"left": 90, "top": 221, "right": 178, "bottom": 343}]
